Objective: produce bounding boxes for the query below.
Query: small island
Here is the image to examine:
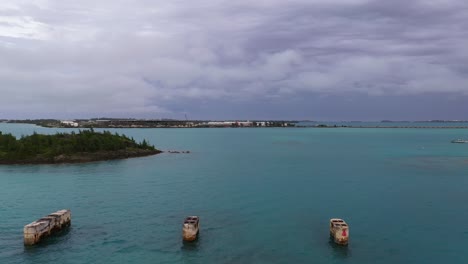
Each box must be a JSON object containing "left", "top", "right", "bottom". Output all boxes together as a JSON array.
[{"left": 0, "top": 129, "right": 162, "bottom": 164}]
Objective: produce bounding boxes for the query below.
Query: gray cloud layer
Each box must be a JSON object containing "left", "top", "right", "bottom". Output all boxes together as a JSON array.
[{"left": 1, "top": 0, "right": 467, "bottom": 119}]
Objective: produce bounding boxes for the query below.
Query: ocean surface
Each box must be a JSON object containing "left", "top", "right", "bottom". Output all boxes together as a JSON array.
[
  {"left": 297, "top": 121, "right": 468, "bottom": 127},
  {"left": 1, "top": 123, "right": 468, "bottom": 264}
]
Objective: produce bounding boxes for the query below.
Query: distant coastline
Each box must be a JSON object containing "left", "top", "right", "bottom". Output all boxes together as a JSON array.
[
  {"left": 2, "top": 119, "right": 468, "bottom": 129},
  {"left": 2, "top": 119, "right": 295, "bottom": 128}
]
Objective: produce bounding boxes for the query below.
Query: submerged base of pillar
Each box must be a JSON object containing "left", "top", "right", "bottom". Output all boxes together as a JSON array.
[{"left": 24, "top": 209, "right": 71, "bottom": 246}]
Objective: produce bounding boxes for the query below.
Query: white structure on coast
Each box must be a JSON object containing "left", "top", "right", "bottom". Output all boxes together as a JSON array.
[
  {"left": 61, "top": 120, "right": 79, "bottom": 127},
  {"left": 206, "top": 121, "right": 256, "bottom": 127}
]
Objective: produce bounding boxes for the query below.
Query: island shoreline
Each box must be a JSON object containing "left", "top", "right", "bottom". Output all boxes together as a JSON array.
[
  {"left": 0, "top": 130, "right": 163, "bottom": 165},
  {"left": 0, "top": 149, "right": 162, "bottom": 165}
]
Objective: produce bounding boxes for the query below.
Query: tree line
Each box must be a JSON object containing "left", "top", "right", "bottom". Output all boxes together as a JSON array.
[{"left": 0, "top": 129, "right": 156, "bottom": 161}]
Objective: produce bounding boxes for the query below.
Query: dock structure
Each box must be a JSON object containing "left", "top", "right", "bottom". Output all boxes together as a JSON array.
[{"left": 23, "top": 209, "right": 71, "bottom": 246}]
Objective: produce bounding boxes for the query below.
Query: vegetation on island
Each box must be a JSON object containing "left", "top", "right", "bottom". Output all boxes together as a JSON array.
[{"left": 0, "top": 129, "right": 161, "bottom": 164}]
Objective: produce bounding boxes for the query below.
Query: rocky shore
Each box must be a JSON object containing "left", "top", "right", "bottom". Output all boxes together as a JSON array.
[{"left": 0, "top": 148, "right": 162, "bottom": 165}]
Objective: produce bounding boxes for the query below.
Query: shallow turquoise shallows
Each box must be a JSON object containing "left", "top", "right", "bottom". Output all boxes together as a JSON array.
[{"left": 1, "top": 123, "right": 468, "bottom": 264}]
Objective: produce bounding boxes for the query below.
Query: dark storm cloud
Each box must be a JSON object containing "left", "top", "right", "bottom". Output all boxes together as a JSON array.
[{"left": 0, "top": 0, "right": 467, "bottom": 119}]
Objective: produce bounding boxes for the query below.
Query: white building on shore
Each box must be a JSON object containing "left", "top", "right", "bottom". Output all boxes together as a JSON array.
[{"left": 61, "top": 120, "right": 79, "bottom": 127}]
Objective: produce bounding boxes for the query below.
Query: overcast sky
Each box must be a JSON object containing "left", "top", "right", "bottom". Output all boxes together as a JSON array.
[{"left": 1, "top": 0, "right": 467, "bottom": 120}]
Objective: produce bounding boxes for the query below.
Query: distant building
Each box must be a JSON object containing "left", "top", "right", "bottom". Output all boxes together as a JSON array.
[
  {"left": 237, "top": 121, "right": 253, "bottom": 127},
  {"left": 61, "top": 120, "right": 79, "bottom": 127},
  {"left": 206, "top": 121, "right": 235, "bottom": 127}
]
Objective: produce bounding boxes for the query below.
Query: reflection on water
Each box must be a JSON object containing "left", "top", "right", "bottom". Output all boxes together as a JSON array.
[
  {"left": 181, "top": 238, "right": 199, "bottom": 252},
  {"left": 328, "top": 236, "right": 350, "bottom": 259},
  {"left": 180, "top": 235, "right": 201, "bottom": 264}
]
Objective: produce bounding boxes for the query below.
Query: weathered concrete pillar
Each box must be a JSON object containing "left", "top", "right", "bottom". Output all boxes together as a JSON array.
[
  {"left": 182, "top": 216, "right": 200, "bottom": 242},
  {"left": 329, "top": 218, "right": 349, "bottom": 245},
  {"left": 24, "top": 209, "right": 71, "bottom": 246}
]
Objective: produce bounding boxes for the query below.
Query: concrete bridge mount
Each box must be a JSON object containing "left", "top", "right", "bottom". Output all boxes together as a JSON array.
[{"left": 23, "top": 209, "right": 71, "bottom": 246}]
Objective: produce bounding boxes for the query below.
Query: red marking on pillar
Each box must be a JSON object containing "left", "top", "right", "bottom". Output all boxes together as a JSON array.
[{"left": 342, "top": 229, "right": 347, "bottom": 237}]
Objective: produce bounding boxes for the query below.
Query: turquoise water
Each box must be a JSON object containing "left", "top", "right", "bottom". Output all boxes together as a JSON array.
[
  {"left": 1, "top": 124, "right": 468, "bottom": 263},
  {"left": 298, "top": 121, "right": 468, "bottom": 127}
]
